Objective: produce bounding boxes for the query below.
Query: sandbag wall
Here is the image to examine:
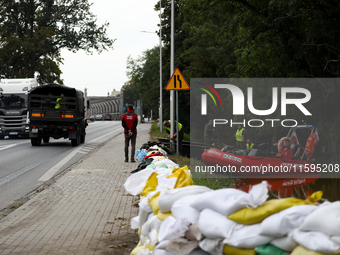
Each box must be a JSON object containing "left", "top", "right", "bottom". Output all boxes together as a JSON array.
[{"left": 124, "top": 146, "right": 340, "bottom": 255}]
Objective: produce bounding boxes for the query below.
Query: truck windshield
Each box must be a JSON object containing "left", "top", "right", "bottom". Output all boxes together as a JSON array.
[{"left": 0, "top": 94, "right": 28, "bottom": 109}]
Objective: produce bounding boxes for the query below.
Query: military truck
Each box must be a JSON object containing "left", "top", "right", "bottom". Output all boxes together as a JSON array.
[{"left": 28, "top": 84, "right": 88, "bottom": 146}]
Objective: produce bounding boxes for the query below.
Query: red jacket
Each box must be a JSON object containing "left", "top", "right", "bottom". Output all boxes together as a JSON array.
[
  {"left": 278, "top": 148, "right": 293, "bottom": 160},
  {"left": 122, "top": 110, "right": 138, "bottom": 133}
]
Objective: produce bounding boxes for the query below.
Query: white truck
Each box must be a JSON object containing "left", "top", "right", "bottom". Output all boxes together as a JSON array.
[{"left": 0, "top": 78, "right": 39, "bottom": 139}]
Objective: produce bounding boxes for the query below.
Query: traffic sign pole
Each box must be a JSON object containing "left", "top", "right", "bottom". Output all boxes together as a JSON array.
[{"left": 176, "top": 90, "right": 179, "bottom": 155}]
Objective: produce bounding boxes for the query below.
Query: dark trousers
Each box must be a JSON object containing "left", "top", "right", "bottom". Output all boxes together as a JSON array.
[{"left": 125, "top": 132, "right": 137, "bottom": 159}]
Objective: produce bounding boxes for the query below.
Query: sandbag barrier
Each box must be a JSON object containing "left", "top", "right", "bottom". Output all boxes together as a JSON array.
[{"left": 124, "top": 145, "right": 340, "bottom": 255}]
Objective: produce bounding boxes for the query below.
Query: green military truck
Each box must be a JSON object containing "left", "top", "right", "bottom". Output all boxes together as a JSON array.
[{"left": 28, "top": 84, "right": 88, "bottom": 146}]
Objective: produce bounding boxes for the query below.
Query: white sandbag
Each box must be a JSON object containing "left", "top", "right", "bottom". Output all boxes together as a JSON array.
[
  {"left": 158, "top": 216, "right": 190, "bottom": 242},
  {"left": 248, "top": 181, "right": 269, "bottom": 208},
  {"left": 331, "top": 236, "right": 340, "bottom": 245},
  {"left": 138, "top": 195, "right": 154, "bottom": 227},
  {"left": 149, "top": 229, "right": 159, "bottom": 246},
  {"left": 166, "top": 238, "right": 198, "bottom": 255},
  {"left": 198, "top": 238, "right": 224, "bottom": 255},
  {"left": 224, "top": 223, "right": 274, "bottom": 248},
  {"left": 270, "top": 233, "right": 298, "bottom": 252},
  {"left": 159, "top": 185, "right": 211, "bottom": 213},
  {"left": 185, "top": 223, "right": 204, "bottom": 241},
  {"left": 189, "top": 248, "right": 210, "bottom": 255},
  {"left": 198, "top": 208, "right": 237, "bottom": 239},
  {"left": 131, "top": 215, "right": 140, "bottom": 229},
  {"left": 190, "top": 189, "right": 249, "bottom": 216},
  {"left": 299, "top": 201, "right": 340, "bottom": 236},
  {"left": 141, "top": 215, "right": 162, "bottom": 237},
  {"left": 153, "top": 158, "right": 179, "bottom": 168},
  {"left": 137, "top": 248, "right": 153, "bottom": 255},
  {"left": 124, "top": 168, "right": 155, "bottom": 195},
  {"left": 292, "top": 229, "right": 340, "bottom": 254},
  {"left": 171, "top": 194, "right": 201, "bottom": 224},
  {"left": 191, "top": 181, "right": 268, "bottom": 216},
  {"left": 260, "top": 204, "right": 317, "bottom": 237},
  {"left": 154, "top": 249, "right": 174, "bottom": 255},
  {"left": 140, "top": 234, "right": 149, "bottom": 246},
  {"left": 156, "top": 241, "right": 170, "bottom": 250},
  {"left": 156, "top": 175, "right": 177, "bottom": 192}
]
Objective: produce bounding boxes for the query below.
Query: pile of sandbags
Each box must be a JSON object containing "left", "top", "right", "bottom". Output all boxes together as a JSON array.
[{"left": 124, "top": 149, "right": 340, "bottom": 255}]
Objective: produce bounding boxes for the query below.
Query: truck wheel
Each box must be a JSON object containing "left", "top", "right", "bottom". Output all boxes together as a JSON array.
[
  {"left": 31, "top": 137, "right": 42, "bottom": 146},
  {"left": 43, "top": 136, "right": 50, "bottom": 143},
  {"left": 71, "top": 133, "right": 80, "bottom": 147},
  {"left": 0, "top": 135, "right": 4, "bottom": 140}
]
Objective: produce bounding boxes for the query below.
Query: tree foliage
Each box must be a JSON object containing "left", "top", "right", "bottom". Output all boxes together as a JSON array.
[{"left": 0, "top": 0, "right": 115, "bottom": 83}]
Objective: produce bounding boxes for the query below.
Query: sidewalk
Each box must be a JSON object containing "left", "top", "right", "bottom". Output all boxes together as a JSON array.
[{"left": 0, "top": 122, "right": 152, "bottom": 255}]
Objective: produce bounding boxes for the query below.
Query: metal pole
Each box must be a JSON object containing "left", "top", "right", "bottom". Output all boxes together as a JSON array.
[
  {"left": 176, "top": 90, "right": 179, "bottom": 155},
  {"left": 170, "top": 0, "right": 175, "bottom": 152},
  {"left": 159, "top": 0, "right": 163, "bottom": 134}
]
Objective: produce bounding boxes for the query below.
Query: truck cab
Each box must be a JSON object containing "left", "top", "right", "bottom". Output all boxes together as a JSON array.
[{"left": 0, "top": 78, "right": 38, "bottom": 139}]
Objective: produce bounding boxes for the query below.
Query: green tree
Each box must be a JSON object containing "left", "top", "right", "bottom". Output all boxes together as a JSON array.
[{"left": 0, "top": 0, "right": 115, "bottom": 83}]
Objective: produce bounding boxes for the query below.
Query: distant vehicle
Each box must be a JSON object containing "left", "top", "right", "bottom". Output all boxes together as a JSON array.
[
  {"left": 88, "top": 116, "right": 95, "bottom": 121},
  {"left": 28, "top": 84, "right": 88, "bottom": 146},
  {"left": 0, "top": 78, "right": 39, "bottom": 139},
  {"left": 104, "top": 113, "right": 112, "bottom": 121},
  {"left": 95, "top": 114, "right": 103, "bottom": 121}
]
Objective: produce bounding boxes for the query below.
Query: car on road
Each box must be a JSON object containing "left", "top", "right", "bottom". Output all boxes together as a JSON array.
[
  {"left": 88, "top": 116, "right": 95, "bottom": 121},
  {"left": 104, "top": 113, "right": 112, "bottom": 121},
  {"left": 95, "top": 114, "right": 103, "bottom": 121}
]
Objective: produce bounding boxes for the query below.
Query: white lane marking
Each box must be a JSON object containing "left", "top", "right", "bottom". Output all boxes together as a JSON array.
[
  {"left": 38, "top": 128, "right": 122, "bottom": 182},
  {"left": 0, "top": 144, "right": 17, "bottom": 151},
  {"left": 38, "top": 147, "right": 82, "bottom": 182}
]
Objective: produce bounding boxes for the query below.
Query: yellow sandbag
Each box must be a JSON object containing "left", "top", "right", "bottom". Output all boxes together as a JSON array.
[
  {"left": 223, "top": 244, "right": 256, "bottom": 255},
  {"left": 131, "top": 242, "right": 143, "bottom": 255},
  {"left": 168, "top": 165, "right": 189, "bottom": 176},
  {"left": 228, "top": 197, "right": 310, "bottom": 224},
  {"left": 138, "top": 228, "right": 141, "bottom": 238},
  {"left": 291, "top": 245, "right": 328, "bottom": 255},
  {"left": 149, "top": 191, "right": 160, "bottom": 215},
  {"left": 157, "top": 211, "right": 173, "bottom": 221},
  {"left": 307, "top": 191, "right": 323, "bottom": 203},
  {"left": 145, "top": 242, "right": 155, "bottom": 251},
  {"left": 167, "top": 166, "right": 194, "bottom": 188},
  {"left": 140, "top": 172, "right": 158, "bottom": 196}
]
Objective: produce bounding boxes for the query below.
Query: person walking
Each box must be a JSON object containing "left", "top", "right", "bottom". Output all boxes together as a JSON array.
[{"left": 121, "top": 104, "right": 138, "bottom": 162}]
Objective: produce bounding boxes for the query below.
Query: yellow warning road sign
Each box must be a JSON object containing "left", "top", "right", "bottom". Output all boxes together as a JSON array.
[{"left": 165, "top": 68, "right": 190, "bottom": 91}]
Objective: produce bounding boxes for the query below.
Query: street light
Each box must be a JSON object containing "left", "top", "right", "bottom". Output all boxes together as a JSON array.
[{"left": 140, "top": 1, "right": 163, "bottom": 134}]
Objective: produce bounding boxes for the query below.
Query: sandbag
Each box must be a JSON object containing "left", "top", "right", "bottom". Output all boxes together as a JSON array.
[
  {"left": 198, "top": 208, "right": 237, "bottom": 239},
  {"left": 149, "top": 192, "right": 161, "bottom": 215},
  {"left": 260, "top": 204, "right": 317, "bottom": 237},
  {"left": 166, "top": 238, "right": 198, "bottom": 255},
  {"left": 191, "top": 181, "right": 268, "bottom": 216},
  {"left": 223, "top": 244, "right": 256, "bottom": 255},
  {"left": 185, "top": 223, "right": 204, "bottom": 241},
  {"left": 223, "top": 223, "right": 274, "bottom": 248},
  {"left": 124, "top": 168, "right": 154, "bottom": 195},
  {"left": 228, "top": 197, "right": 310, "bottom": 225},
  {"left": 255, "top": 244, "right": 288, "bottom": 255},
  {"left": 153, "top": 249, "right": 174, "bottom": 255},
  {"left": 199, "top": 238, "right": 224, "bottom": 255},
  {"left": 158, "top": 185, "right": 211, "bottom": 213},
  {"left": 270, "top": 233, "right": 298, "bottom": 252},
  {"left": 141, "top": 214, "right": 162, "bottom": 237},
  {"left": 291, "top": 245, "right": 328, "bottom": 255},
  {"left": 158, "top": 216, "right": 190, "bottom": 242},
  {"left": 141, "top": 172, "right": 159, "bottom": 196},
  {"left": 292, "top": 229, "right": 340, "bottom": 254},
  {"left": 188, "top": 249, "right": 210, "bottom": 255},
  {"left": 171, "top": 194, "right": 201, "bottom": 224},
  {"left": 156, "top": 175, "right": 177, "bottom": 193},
  {"left": 299, "top": 201, "right": 340, "bottom": 236}
]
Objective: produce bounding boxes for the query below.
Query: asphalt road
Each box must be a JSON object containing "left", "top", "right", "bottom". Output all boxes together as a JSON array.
[{"left": 0, "top": 121, "right": 123, "bottom": 211}]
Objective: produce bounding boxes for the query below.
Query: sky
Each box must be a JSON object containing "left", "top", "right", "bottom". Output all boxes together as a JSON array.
[{"left": 60, "top": 0, "right": 160, "bottom": 97}]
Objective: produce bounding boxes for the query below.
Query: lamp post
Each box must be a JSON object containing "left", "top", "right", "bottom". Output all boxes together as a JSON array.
[{"left": 140, "top": 0, "right": 163, "bottom": 134}]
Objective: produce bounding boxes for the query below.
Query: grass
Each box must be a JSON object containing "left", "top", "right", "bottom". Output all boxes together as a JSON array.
[{"left": 149, "top": 121, "right": 236, "bottom": 189}]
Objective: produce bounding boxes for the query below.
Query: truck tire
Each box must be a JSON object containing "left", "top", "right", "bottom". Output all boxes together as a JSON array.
[
  {"left": 31, "top": 137, "right": 42, "bottom": 146},
  {"left": 43, "top": 136, "right": 50, "bottom": 143},
  {"left": 71, "top": 132, "right": 80, "bottom": 147},
  {"left": 80, "top": 134, "right": 85, "bottom": 143}
]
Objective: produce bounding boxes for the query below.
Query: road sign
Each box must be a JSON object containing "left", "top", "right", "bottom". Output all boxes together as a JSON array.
[{"left": 165, "top": 68, "right": 190, "bottom": 91}]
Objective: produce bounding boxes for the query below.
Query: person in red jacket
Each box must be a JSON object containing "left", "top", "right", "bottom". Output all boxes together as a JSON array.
[
  {"left": 276, "top": 139, "right": 294, "bottom": 160},
  {"left": 121, "top": 104, "right": 138, "bottom": 162}
]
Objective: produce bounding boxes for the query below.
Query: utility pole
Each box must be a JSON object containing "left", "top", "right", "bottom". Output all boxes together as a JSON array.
[
  {"left": 170, "top": 0, "right": 175, "bottom": 150},
  {"left": 159, "top": 0, "right": 163, "bottom": 134}
]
